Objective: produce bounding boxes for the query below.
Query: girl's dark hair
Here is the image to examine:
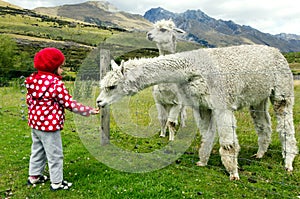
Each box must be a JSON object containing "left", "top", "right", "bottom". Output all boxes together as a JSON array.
[
  {"left": 53, "top": 67, "right": 59, "bottom": 76},
  {"left": 53, "top": 65, "right": 64, "bottom": 77}
]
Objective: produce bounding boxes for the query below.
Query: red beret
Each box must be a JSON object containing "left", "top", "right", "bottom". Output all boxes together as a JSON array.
[{"left": 34, "top": 48, "right": 65, "bottom": 72}]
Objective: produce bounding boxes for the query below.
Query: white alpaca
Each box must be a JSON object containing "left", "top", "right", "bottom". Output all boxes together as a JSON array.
[
  {"left": 147, "top": 19, "right": 185, "bottom": 55},
  {"left": 97, "top": 45, "right": 298, "bottom": 180},
  {"left": 147, "top": 19, "right": 187, "bottom": 141}
]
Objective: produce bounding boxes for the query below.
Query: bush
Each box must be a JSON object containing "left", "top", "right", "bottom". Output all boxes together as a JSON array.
[
  {"left": 0, "top": 35, "right": 17, "bottom": 78},
  {"left": 63, "top": 75, "right": 76, "bottom": 81},
  {"left": 0, "top": 77, "right": 9, "bottom": 87},
  {"left": 0, "top": 35, "right": 34, "bottom": 85}
]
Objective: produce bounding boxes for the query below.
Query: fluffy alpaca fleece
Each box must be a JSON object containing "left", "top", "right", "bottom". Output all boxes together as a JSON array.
[
  {"left": 147, "top": 19, "right": 187, "bottom": 140},
  {"left": 147, "top": 19, "right": 185, "bottom": 55},
  {"left": 97, "top": 44, "right": 298, "bottom": 180}
]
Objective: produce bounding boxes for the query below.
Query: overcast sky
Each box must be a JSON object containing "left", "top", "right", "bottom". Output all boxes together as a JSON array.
[{"left": 3, "top": 0, "right": 300, "bottom": 35}]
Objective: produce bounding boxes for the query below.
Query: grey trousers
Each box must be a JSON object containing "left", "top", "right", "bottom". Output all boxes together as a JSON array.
[{"left": 29, "top": 129, "right": 64, "bottom": 184}]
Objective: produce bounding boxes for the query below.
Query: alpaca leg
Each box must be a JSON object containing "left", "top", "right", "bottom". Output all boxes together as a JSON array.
[
  {"left": 166, "top": 121, "right": 176, "bottom": 141},
  {"left": 180, "top": 106, "right": 187, "bottom": 128},
  {"left": 167, "top": 105, "right": 181, "bottom": 141},
  {"left": 194, "top": 108, "right": 216, "bottom": 166},
  {"left": 155, "top": 103, "right": 168, "bottom": 137},
  {"left": 249, "top": 99, "right": 272, "bottom": 158},
  {"left": 273, "top": 98, "right": 298, "bottom": 172},
  {"left": 215, "top": 109, "right": 240, "bottom": 180}
]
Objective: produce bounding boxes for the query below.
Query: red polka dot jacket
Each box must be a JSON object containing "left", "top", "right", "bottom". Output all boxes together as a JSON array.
[{"left": 25, "top": 71, "right": 94, "bottom": 132}]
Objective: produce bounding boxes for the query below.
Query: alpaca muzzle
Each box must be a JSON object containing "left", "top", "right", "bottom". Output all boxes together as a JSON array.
[
  {"left": 96, "top": 99, "right": 106, "bottom": 108},
  {"left": 147, "top": 33, "right": 153, "bottom": 41}
]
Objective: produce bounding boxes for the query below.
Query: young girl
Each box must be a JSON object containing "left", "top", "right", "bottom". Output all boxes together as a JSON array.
[{"left": 25, "top": 47, "right": 99, "bottom": 191}]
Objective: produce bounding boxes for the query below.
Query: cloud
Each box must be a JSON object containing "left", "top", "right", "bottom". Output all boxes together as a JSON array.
[
  {"left": 108, "top": 0, "right": 207, "bottom": 14},
  {"left": 2, "top": 0, "right": 300, "bottom": 34},
  {"left": 3, "top": 0, "right": 88, "bottom": 8},
  {"left": 196, "top": 0, "right": 300, "bottom": 34}
]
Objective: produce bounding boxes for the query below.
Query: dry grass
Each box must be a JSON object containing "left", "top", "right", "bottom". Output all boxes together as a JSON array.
[{"left": 294, "top": 80, "right": 300, "bottom": 86}]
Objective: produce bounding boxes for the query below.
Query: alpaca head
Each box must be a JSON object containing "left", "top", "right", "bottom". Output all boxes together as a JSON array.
[
  {"left": 146, "top": 19, "right": 185, "bottom": 55},
  {"left": 97, "top": 60, "right": 126, "bottom": 107}
]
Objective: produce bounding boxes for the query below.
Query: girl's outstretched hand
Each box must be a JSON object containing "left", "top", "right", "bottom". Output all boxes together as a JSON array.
[{"left": 91, "top": 108, "right": 100, "bottom": 115}]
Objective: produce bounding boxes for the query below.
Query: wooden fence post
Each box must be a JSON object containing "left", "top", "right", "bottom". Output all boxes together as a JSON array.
[{"left": 100, "top": 49, "right": 110, "bottom": 145}]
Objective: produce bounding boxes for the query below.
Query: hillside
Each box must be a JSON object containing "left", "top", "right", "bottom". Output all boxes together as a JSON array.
[
  {"left": 33, "top": 1, "right": 153, "bottom": 31},
  {"left": 144, "top": 7, "right": 300, "bottom": 52},
  {"left": 0, "top": 0, "right": 202, "bottom": 79},
  {"left": 0, "top": 2, "right": 124, "bottom": 78}
]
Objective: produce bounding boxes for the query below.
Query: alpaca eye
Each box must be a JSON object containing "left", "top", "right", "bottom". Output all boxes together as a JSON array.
[
  {"left": 160, "top": 28, "right": 167, "bottom": 32},
  {"left": 108, "top": 85, "right": 117, "bottom": 90}
]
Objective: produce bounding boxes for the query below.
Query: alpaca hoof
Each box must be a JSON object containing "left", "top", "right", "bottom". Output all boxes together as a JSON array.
[
  {"left": 196, "top": 161, "right": 207, "bottom": 167},
  {"left": 229, "top": 173, "right": 240, "bottom": 180},
  {"left": 285, "top": 168, "right": 293, "bottom": 175},
  {"left": 285, "top": 165, "right": 293, "bottom": 173},
  {"left": 169, "top": 137, "right": 174, "bottom": 141},
  {"left": 251, "top": 153, "right": 264, "bottom": 159},
  {"left": 159, "top": 134, "right": 166, "bottom": 138}
]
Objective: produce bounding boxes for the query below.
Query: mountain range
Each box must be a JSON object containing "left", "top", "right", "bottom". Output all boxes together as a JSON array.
[
  {"left": 144, "top": 7, "right": 300, "bottom": 52},
  {"left": 5, "top": 0, "right": 300, "bottom": 52}
]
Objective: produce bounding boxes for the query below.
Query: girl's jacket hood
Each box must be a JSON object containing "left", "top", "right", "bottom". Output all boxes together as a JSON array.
[{"left": 25, "top": 71, "right": 62, "bottom": 99}]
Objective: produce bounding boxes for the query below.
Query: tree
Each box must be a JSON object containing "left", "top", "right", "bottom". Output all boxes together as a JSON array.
[
  {"left": 0, "top": 35, "right": 17, "bottom": 72},
  {"left": 0, "top": 35, "right": 34, "bottom": 81}
]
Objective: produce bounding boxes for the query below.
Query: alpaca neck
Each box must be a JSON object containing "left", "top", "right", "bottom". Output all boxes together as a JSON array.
[
  {"left": 121, "top": 55, "right": 195, "bottom": 95},
  {"left": 157, "top": 43, "right": 176, "bottom": 55}
]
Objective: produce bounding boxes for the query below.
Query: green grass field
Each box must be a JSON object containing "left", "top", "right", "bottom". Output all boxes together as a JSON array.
[
  {"left": 0, "top": 81, "right": 300, "bottom": 199},
  {"left": 0, "top": 4, "right": 300, "bottom": 198}
]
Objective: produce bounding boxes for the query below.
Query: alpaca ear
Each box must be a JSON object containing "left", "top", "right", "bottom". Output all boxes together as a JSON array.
[
  {"left": 120, "top": 60, "right": 125, "bottom": 75},
  {"left": 111, "top": 59, "right": 120, "bottom": 71},
  {"left": 174, "top": 28, "right": 186, "bottom": 34}
]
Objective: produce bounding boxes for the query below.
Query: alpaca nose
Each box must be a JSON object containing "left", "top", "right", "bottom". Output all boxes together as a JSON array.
[
  {"left": 96, "top": 99, "right": 102, "bottom": 106},
  {"left": 147, "top": 33, "right": 153, "bottom": 40},
  {"left": 97, "top": 99, "right": 107, "bottom": 108}
]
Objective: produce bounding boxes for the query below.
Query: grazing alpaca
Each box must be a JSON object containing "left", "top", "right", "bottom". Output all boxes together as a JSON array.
[
  {"left": 147, "top": 19, "right": 187, "bottom": 140},
  {"left": 97, "top": 45, "right": 298, "bottom": 180}
]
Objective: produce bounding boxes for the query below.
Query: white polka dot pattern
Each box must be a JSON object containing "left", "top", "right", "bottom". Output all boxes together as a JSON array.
[{"left": 25, "top": 72, "right": 93, "bottom": 132}]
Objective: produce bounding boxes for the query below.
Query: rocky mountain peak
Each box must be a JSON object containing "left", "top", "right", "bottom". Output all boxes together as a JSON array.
[
  {"left": 85, "top": 1, "right": 119, "bottom": 12},
  {"left": 144, "top": 7, "right": 176, "bottom": 22}
]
